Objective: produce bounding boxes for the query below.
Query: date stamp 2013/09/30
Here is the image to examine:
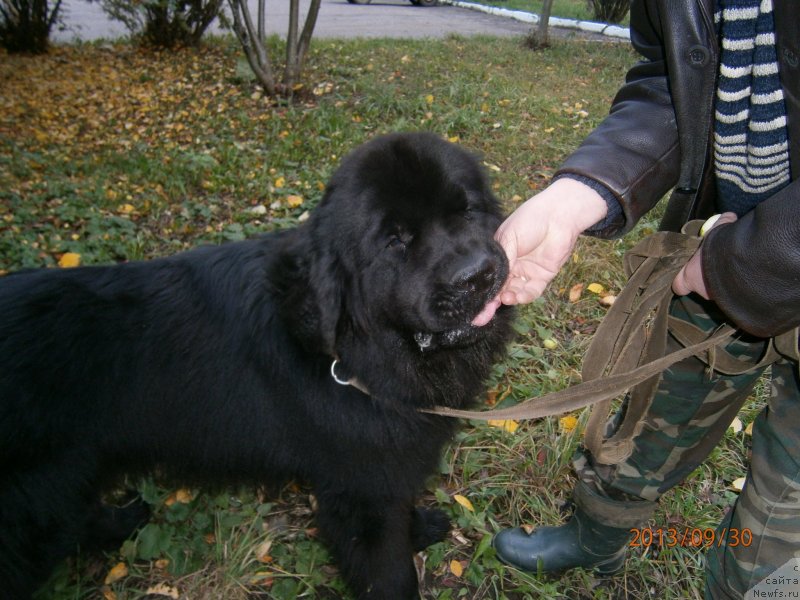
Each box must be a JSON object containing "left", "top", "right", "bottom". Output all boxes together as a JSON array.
[{"left": 629, "top": 527, "right": 753, "bottom": 548}]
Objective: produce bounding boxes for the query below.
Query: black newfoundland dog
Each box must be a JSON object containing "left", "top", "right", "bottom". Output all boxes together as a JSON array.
[{"left": 0, "top": 132, "right": 513, "bottom": 599}]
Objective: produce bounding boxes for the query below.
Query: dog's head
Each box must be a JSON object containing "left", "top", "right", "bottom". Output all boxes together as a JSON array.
[{"left": 301, "top": 132, "right": 510, "bottom": 356}]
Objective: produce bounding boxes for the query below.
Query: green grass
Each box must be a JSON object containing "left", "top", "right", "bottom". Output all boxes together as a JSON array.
[
  {"left": 476, "top": 0, "right": 629, "bottom": 25},
  {"left": 0, "top": 33, "right": 759, "bottom": 599},
  {"left": 479, "top": 0, "right": 594, "bottom": 21}
]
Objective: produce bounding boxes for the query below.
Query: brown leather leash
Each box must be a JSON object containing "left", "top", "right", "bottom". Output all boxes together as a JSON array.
[{"left": 424, "top": 220, "right": 794, "bottom": 464}]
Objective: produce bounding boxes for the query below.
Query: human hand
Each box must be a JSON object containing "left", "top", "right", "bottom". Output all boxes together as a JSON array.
[
  {"left": 672, "top": 212, "right": 738, "bottom": 299},
  {"left": 494, "top": 178, "right": 609, "bottom": 306}
]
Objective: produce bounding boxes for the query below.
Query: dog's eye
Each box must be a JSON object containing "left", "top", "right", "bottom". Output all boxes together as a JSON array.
[{"left": 387, "top": 236, "right": 407, "bottom": 250}]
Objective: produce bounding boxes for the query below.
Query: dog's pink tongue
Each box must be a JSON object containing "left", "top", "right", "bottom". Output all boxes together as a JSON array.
[{"left": 472, "top": 297, "right": 501, "bottom": 327}]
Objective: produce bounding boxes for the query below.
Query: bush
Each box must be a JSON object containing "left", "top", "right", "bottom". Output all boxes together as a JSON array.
[
  {"left": 587, "top": 0, "right": 629, "bottom": 23},
  {"left": 98, "top": 0, "right": 224, "bottom": 48},
  {"left": 0, "top": 0, "right": 63, "bottom": 53}
]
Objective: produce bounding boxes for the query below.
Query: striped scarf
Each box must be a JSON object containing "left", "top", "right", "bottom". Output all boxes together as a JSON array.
[{"left": 713, "top": 0, "right": 791, "bottom": 215}]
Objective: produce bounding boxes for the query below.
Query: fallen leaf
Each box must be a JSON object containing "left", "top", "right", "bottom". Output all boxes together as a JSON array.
[
  {"left": 745, "top": 421, "right": 754, "bottom": 436},
  {"left": 729, "top": 417, "right": 743, "bottom": 433},
  {"left": 413, "top": 553, "right": 426, "bottom": 585},
  {"left": 274, "top": 176, "right": 285, "bottom": 188},
  {"left": 487, "top": 419, "right": 518, "bottom": 433},
  {"left": 102, "top": 587, "right": 117, "bottom": 600},
  {"left": 165, "top": 488, "right": 193, "bottom": 506},
  {"left": 248, "top": 204, "right": 267, "bottom": 215},
  {"left": 145, "top": 583, "right": 180, "bottom": 599},
  {"left": 453, "top": 494, "right": 474, "bottom": 512},
  {"left": 286, "top": 194, "right": 303, "bottom": 208},
  {"left": 587, "top": 282, "right": 605, "bottom": 294},
  {"left": 731, "top": 477, "right": 746, "bottom": 492},
  {"left": 255, "top": 540, "right": 273, "bottom": 563},
  {"left": 58, "top": 252, "right": 81, "bottom": 268},
  {"left": 568, "top": 283, "right": 584, "bottom": 303},
  {"left": 543, "top": 338, "right": 557, "bottom": 350},
  {"left": 449, "top": 559, "right": 464, "bottom": 577},
  {"left": 104, "top": 562, "right": 128, "bottom": 585},
  {"left": 598, "top": 294, "right": 616, "bottom": 307},
  {"left": 250, "top": 571, "right": 274, "bottom": 586}
]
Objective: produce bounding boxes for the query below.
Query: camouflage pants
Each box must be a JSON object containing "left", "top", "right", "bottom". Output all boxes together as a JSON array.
[{"left": 574, "top": 294, "right": 800, "bottom": 599}]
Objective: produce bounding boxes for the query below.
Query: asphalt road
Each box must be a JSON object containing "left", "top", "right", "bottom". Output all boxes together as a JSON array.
[{"left": 53, "top": 0, "right": 571, "bottom": 43}]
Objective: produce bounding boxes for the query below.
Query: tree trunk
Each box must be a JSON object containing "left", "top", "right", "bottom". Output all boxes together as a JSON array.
[
  {"left": 536, "top": 0, "right": 554, "bottom": 48},
  {"left": 284, "top": 0, "right": 321, "bottom": 94},
  {"left": 227, "top": 0, "right": 321, "bottom": 99}
]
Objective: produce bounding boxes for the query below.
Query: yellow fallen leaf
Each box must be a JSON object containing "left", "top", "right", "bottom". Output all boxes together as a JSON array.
[
  {"left": 119, "top": 203, "right": 135, "bottom": 214},
  {"left": 104, "top": 562, "right": 128, "bottom": 585},
  {"left": 745, "top": 421, "right": 754, "bottom": 436},
  {"left": 543, "top": 338, "right": 557, "bottom": 350},
  {"left": 165, "top": 488, "right": 193, "bottom": 506},
  {"left": 729, "top": 417, "right": 743, "bottom": 433},
  {"left": 58, "top": 252, "right": 81, "bottom": 268},
  {"left": 453, "top": 494, "right": 474, "bottom": 512},
  {"left": 731, "top": 477, "right": 746, "bottom": 492},
  {"left": 487, "top": 419, "right": 518, "bottom": 433},
  {"left": 568, "top": 283, "right": 584, "bottom": 303},
  {"left": 102, "top": 587, "right": 117, "bottom": 600},
  {"left": 145, "top": 583, "right": 180, "bottom": 599},
  {"left": 559, "top": 415, "right": 578, "bottom": 433},
  {"left": 286, "top": 194, "right": 303, "bottom": 208},
  {"left": 587, "top": 282, "right": 605, "bottom": 294},
  {"left": 449, "top": 559, "right": 464, "bottom": 577},
  {"left": 274, "top": 176, "right": 285, "bottom": 188}
]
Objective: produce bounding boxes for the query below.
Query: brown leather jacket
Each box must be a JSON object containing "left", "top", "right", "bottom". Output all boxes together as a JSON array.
[{"left": 556, "top": 0, "right": 800, "bottom": 338}]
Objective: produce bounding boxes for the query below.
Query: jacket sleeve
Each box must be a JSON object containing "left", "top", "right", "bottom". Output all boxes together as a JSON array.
[
  {"left": 702, "top": 180, "right": 800, "bottom": 338},
  {"left": 554, "top": 0, "right": 681, "bottom": 238}
]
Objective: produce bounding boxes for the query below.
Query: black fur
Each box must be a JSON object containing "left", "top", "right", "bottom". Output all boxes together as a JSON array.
[{"left": 0, "top": 132, "right": 514, "bottom": 599}]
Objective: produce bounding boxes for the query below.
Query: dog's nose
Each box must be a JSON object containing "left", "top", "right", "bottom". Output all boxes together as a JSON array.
[{"left": 450, "top": 254, "right": 498, "bottom": 295}]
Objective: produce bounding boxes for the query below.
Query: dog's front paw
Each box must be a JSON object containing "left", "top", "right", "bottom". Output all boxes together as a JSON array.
[{"left": 410, "top": 507, "right": 451, "bottom": 551}]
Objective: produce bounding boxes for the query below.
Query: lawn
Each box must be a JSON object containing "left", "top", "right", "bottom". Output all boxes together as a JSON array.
[
  {"left": 0, "top": 32, "right": 759, "bottom": 600},
  {"left": 475, "top": 0, "right": 629, "bottom": 25}
]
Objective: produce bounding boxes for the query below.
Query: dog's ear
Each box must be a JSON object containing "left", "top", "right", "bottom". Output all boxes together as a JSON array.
[{"left": 274, "top": 229, "right": 342, "bottom": 356}]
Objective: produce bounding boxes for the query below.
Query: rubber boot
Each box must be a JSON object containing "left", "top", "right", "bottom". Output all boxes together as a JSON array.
[{"left": 493, "top": 481, "right": 656, "bottom": 575}]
